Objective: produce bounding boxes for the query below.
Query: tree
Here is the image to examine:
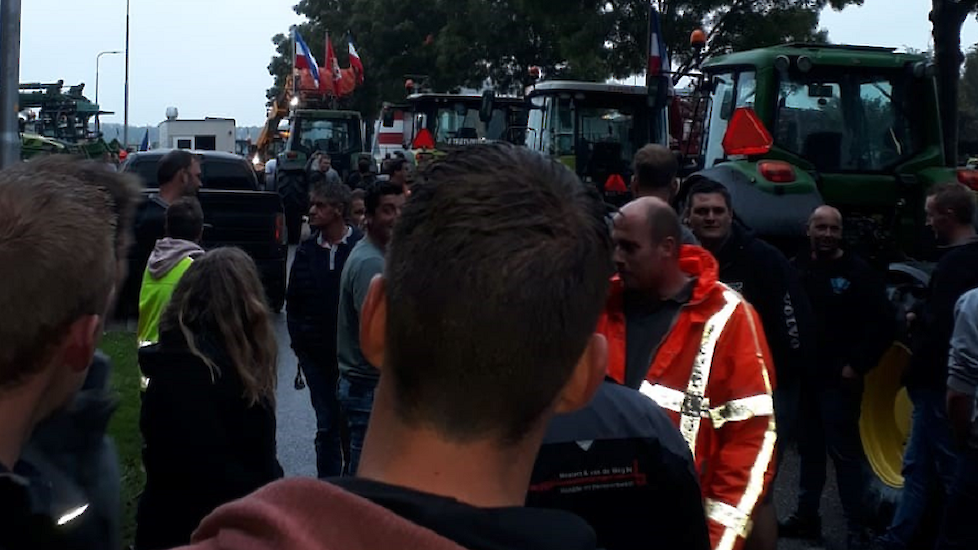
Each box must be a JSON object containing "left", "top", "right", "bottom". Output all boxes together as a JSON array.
[
  {"left": 931, "top": 0, "right": 978, "bottom": 165},
  {"left": 958, "top": 45, "right": 978, "bottom": 156},
  {"left": 265, "top": 0, "right": 862, "bottom": 120}
]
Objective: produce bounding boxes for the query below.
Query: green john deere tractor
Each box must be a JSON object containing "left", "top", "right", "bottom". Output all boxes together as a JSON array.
[{"left": 680, "top": 43, "right": 963, "bottom": 525}]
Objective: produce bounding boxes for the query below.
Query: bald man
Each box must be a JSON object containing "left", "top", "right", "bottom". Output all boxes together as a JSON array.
[
  {"left": 781, "top": 206, "right": 894, "bottom": 549},
  {"left": 600, "top": 197, "right": 778, "bottom": 550}
]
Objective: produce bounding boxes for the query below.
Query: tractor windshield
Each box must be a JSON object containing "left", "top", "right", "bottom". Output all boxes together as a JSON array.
[
  {"left": 292, "top": 117, "right": 361, "bottom": 155},
  {"left": 544, "top": 93, "right": 650, "bottom": 177},
  {"left": 413, "top": 103, "right": 511, "bottom": 145},
  {"left": 775, "top": 69, "right": 921, "bottom": 172}
]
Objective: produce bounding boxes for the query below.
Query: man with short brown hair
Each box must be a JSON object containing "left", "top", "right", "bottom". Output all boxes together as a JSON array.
[
  {"left": 0, "top": 160, "right": 119, "bottom": 549},
  {"left": 631, "top": 144, "right": 697, "bottom": 244},
  {"left": 631, "top": 143, "right": 678, "bottom": 200},
  {"left": 876, "top": 183, "right": 978, "bottom": 550},
  {"left": 20, "top": 157, "right": 141, "bottom": 550}
]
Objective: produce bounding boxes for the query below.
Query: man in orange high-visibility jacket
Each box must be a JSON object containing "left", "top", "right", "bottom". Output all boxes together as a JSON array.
[{"left": 599, "top": 197, "right": 777, "bottom": 550}]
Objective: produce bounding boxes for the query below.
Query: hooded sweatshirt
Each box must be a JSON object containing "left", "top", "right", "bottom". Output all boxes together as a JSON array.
[
  {"left": 177, "top": 477, "right": 596, "bottom": 550},
  {"left": 137, "top": 238, "right": 205, "bottom": 346}
]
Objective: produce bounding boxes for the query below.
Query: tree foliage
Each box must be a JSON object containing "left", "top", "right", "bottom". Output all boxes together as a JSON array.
[
  {"left": 931, "top": 0, "right": 978, "bottom": 163},
  {"left": 958, "top": 46, "right": 978, "bottom": 156},
  {"left": 266, "top": 0, "right": 863, "bottom": 119}
]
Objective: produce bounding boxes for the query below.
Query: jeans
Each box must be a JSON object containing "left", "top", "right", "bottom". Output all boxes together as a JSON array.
[
  {"left": 796, "top": 380, "right": 871, "bottom": 534},
  {"left": 878, "top": 387, "right": 961, "bottom": 549},
  {"left": 337, "top": 376, "right": 376, "bottom": 476},
  {"left": 298, "top": 353, "right": 347, "bottom": 478},
  {"left": 936, "top": 449, "right": 978, "bottom": 550}
]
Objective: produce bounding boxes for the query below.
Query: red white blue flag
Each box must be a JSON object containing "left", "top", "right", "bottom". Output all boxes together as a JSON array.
[
  {"left": 647, "top": 5, "right": 667, "bottom": 77},
  {"left": 294, "top": 30, "right": 321, "bottom": 89}
]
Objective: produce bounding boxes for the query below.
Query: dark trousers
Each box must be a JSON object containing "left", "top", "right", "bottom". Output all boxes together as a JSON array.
[
  {"left": 878, "top": 387, "right": 961, "bottom": 549},
  {"left": 936, "top": 449, "right": 978, "bottom": 550},
  {"left": 796, "top": 380, "right": 871, "bottom": 534},
  {"left": 298, "top": 352, "right": 348, "bottom": 478},
  {"left": 337, "top": 376, "right": 376, "bottom": 476}
]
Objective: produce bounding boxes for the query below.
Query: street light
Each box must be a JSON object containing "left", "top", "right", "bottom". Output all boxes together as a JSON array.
[
  {"left": 95, "top": 50, "right": 121, "bottom": 133},
  {"left": 124, "top": 0, "right": 130, "bottom": 148}
]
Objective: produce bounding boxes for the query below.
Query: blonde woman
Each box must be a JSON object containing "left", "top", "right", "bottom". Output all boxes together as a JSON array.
[{"left": 135, "top": 247, "right": 282, "bottom": 550}]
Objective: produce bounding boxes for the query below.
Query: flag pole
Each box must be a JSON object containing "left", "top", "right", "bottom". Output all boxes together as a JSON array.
[{"left": 291, "top": 27, "right": 297, "bottom": 105}]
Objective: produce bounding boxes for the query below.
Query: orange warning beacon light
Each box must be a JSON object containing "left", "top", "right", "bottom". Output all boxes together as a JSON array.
[
  {"left": 722, "top": 107, "right": 773, "bottom": 156},
  {"left": 690, "top": 29, "right": 707, "bottom": 51}
]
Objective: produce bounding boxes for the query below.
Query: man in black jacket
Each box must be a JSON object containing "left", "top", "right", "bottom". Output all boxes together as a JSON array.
[
  {"left": 686, "top": 178, "right": 814, "bottom": 440},
  {"left": 287, "top": 180, "right": 364, "bottom": 477},
  {"left": 529, "top": 380, "right": 710, "bottom": 550},
  {"left": 686, "top": 177, "right": 816, "bottom": 549},
  {"left": 128, "top": 150, "right": 201, "bottom": 315},
  {"left": 783, "top": 206, "right": 894, "bottom": 550},
  {"left": 876, "top": 183, "right": 978, "bottom": 550},
  {"left": 0, "top": 159, "right": 121, "bottom": 550}
]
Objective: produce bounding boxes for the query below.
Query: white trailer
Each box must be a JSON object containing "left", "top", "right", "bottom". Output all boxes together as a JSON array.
[{"left": 157, "top": 108, "right": 236, "bottom": 153}]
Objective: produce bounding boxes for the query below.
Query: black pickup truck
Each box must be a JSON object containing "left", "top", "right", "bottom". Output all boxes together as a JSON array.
[{"left": 121, "top": 150, "right": 288, "bottom": 313}]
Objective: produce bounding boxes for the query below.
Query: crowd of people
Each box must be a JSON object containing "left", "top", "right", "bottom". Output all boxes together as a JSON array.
[{"left": 1, "top": 141, "right": 977, "bottom": 550}]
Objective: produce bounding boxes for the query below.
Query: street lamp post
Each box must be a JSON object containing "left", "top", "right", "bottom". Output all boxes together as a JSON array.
[
  {"left": 0, "top": 0, "right": 22, "bottom": 167},
  {"left": 123, "top": 0, "right": 130, "bottom": 148},
  {"left": 95, "top": 50, "right": 121, "bottom": 134}
]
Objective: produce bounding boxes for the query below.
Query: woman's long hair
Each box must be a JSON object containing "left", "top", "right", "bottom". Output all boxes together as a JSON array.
[{"left": 160, "top": 247, "right": 277, "bottom": 406}]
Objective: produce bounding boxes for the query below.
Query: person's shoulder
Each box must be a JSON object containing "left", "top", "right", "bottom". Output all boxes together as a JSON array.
[
  {"left": 187, "top": 478, "right": 468, "bottom": 550},
  {"left": 956, "top": 287, "right": 978, "bottom": 316},
  {"left": 545, "top": 382, "right": 686, "bottom": 452}
]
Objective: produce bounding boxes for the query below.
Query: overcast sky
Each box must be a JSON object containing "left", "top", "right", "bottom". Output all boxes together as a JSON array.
[{"left": 19, "top": 0, "right": 978, "bottom": 131}]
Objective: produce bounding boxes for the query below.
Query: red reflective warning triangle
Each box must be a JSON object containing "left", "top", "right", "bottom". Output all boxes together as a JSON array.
[
  {"left": 412, "top": 128, "right": 435, "bottom": 150},
  {"left": 604, "top": 173, "right": 628, "bottom": 193},
  {"left": 722, "top": 107, "right": 773, "bottom": 156}
]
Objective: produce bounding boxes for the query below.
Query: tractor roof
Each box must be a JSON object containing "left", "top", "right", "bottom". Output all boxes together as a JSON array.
[
  {"left": 703, "top": 43, "right": 927, "bottom": 71},
  {"left": 526, "top": 80, "right": 648, "bottom": 97},
  {"left": 293, "top": 109, "right": 362, "bottom": 120}
]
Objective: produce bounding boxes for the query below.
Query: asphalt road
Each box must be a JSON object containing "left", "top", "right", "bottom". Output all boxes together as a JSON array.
[{"left": 272, "top": 247, "right": 849, "bottom": 549}]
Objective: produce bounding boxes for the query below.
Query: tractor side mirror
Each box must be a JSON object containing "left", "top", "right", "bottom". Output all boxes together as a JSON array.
[{"left": 480, "top": 90, "right": 495, "bottom": 123}]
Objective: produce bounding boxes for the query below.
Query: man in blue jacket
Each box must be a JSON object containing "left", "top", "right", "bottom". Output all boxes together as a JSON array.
[{"left": 287, "top": 181, "right": 363, "bottom": 478}]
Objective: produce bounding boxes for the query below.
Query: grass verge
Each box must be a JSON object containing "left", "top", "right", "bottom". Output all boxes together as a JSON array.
[{"left": 102, "top": 331, "right": 142, "bottom": 549}]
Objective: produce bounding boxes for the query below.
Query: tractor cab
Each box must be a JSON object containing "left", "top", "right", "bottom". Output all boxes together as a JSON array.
[
  {"left": 687, "top": 44, "right": 951, "bottom": 262},
  {"left": 524, "top": 81, "right": 666, "bottom": 197},
  {"left": 388, "top": 92, "right": 528, "bottom": 153},
  {"left": 279, "top": 109, "right": 364, "bottom": 177}
]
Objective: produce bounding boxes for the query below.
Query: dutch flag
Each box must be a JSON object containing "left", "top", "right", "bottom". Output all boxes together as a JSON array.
[{"left": 295, "top": 30, "right": 321, "bottom": 89}]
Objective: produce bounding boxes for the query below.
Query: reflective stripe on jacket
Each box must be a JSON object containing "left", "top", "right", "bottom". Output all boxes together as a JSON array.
[{"left": 598, "top": 245, "right": 777, "bottom": 550}]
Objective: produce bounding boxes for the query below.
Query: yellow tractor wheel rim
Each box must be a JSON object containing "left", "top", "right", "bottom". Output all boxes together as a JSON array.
[{"left": 860, "top": 342, "right": 913, "bottom": 488}]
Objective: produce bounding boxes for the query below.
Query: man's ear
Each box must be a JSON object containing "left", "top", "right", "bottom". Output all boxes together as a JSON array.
[
  {"left": 661, "top": 235, "right": 679, "bottom": 259},
  {"left": 554, "top": 333, "right": 607, "bottom": 414},
  {"left": 360, "top": 276, "right": 387, "bottom": 371},
  {"left": 62, "top": 314, "right": 102, "bottom": 373}
]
